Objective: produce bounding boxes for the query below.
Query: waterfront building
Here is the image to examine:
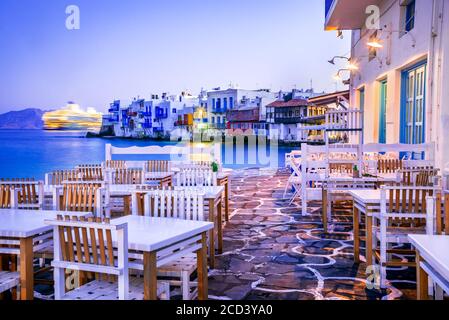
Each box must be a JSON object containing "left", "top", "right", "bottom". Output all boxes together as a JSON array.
[
  {"left": 325, "top": 0, "right": 449, "bottom": 168},
  {"left": 207, "top": 88, "right": 277, "bottom": 130},
  {"left": 266, "top": 97, "right": 308, "bottom": 142},
  {"left": 302, "top": 90, "right": 350, "bottom": 144},
  {"left": 266, "top": 89, "right": 324, "bottom": 142},
  {"left": 103, "top": 92, "right": 202, "bottom": 139}
]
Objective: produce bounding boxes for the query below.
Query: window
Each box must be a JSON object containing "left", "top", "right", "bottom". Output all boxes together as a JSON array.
[
  {"left": 401, "top": 62, "right": 427, "bottom": 145},
  {"left": 212, "top": 99, "right": 216, "bottom": 110},
  {"left": 224, "top": 98, "right": 228, "bottom": 110},
  {"left": 217, "top": 98, "right": 221, "bottom": 110},
  {"left": 379, "top": 81, "right": 387, "bottom": 144},
  {"left": 230, "top": 97, "right": 234, "bottom": 108},
  {"left": 211, "top": 117, "right": 215, "bottom": 124},
  {"left": 172, "top": 108, "right": 177, "bottom": 114},
  {"left": 405, "top": 0, "right": 415, "bottom": 32}
]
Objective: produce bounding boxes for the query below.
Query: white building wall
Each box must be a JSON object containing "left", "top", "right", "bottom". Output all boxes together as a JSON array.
[{"left": 350, "top": 0, "right": 449, "bottom": 168}]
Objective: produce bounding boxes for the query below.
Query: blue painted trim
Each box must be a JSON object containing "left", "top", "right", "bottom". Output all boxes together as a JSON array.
[{"left": 400, "top": 59, "right": 427, "bottom": 144}]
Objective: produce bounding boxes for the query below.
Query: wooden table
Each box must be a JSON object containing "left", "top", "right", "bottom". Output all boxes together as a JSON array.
[
  {"left": 0, "top": 209, "right": 91, "bottom": 300},
  {"left": 217, "top": 172, "right": 231, "bottom": 222},
  {"left": 130, "top": 185, "right": 225, "bottom": 269},
  {"left": 409, "top": 235, "right": 449, "bottom": 300},
  {"left": 347, "top": 189, "right": 385, "bottom": 265},
  {"left": 111, "top": 216, "right": 213, "bottom": 300},
  {"left": 108, "top": 185, "right": 225, "bottom": 269},
  {"left": 321, "top": 174, "right": 398, "bottom": 233}
]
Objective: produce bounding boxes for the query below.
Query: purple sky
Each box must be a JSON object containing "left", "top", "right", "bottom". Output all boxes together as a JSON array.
[{"left": 0, "top": 0, "right": 350, "bottom": 113}]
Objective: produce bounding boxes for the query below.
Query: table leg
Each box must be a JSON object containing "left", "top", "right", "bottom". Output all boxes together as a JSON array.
[
  {"left": 20, "top": 237, "right": 34, "bottom": 300},
  {"left": 123, "top": 195, "right": 131, "bottom": 216},
  {"left": 353, "top": 206, "right": 360, "bottom": 263},
  {"left": 366, "top": 215, "right": 373, "bottom": 267},
  {"left": 322, "top": 187, "right": 328, "bottom": 233},
  {"left": 217, "top": 199, "right": 223, "bottom": 254},
  {"left": 416, "top": 251, "right": 428, "bottom": 300},
  {"left": 197, "top": 232, "right": 208, "bottom": 300},
  {"left": 224, "top": 180, "right": 230, "bottom": 222},
  {"left": 208, "top": 199, "right": 216, "bottom": 269},
  {"left": 143, "top": 251, "right": 158, "bottom": 300}
]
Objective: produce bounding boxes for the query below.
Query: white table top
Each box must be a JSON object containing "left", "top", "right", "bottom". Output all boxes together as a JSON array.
[
  {"left": 112, "top": 216, "right": 213, "bottom": 252},
  {"left": 348, "top": 189, "right": 384, "bottom": 204},
  {"left": 409, "top": 235, "right": 449, "bottom": 281},
  {"left": 109, "top": 185, "right": 224, "bottom": 199},
  {"left": 0, "top": 209, "right": 92, "bottom": 238},
  {"left": 145, "top": 172, "right": 174, "bottom": 179}
]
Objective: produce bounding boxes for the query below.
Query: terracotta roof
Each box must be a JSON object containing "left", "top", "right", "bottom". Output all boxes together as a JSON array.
[{"left": 267, "top": 98, "right": 308, "bottom": 108}]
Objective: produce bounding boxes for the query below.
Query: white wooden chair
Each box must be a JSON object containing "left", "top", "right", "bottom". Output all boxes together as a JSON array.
[
  {"left": 48, "top": 215, "right": 170, "bottom": 300},
  {"left": 108, "top": 169, "right": 143, "bottom": 185},
  {"left": 54, "top": 183, "right": 111, "bottom": 218},
  {"left": 0, "top": 249, "right": 20, "bottom": 299},
  {"left": 176, "top": 168, "right": 217, "bottom": 187},
  {"left": 0, "top": 179, "right": 44, "bottom": 210},
  {"left": 103, "top": 160, "right": 126, "bottom": 169},
  {"left": 131, "top": 189, "right": 205, "bottom": 300},
  {"left": 145, "top": 160, "right": 171, "bottom": 173},
  {"left": 283, "top": 160, "right": 302, "bottom": 206},
  {"left": 374, "top": 186, "right": 438, "bottom": 288},
  {"left": 77, "top": 165, "right": 103, "bottom": 181},
  {"left": 45, "top": 170, "right": 82, "bottom": 186}
]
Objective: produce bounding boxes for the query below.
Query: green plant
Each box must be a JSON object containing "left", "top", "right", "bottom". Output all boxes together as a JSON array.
[
  {"left": 353, "top": 165, "right": 359, "bottom": 172},
  {"left": 211, "top": 161, "right": 219, "bottom": 173}
]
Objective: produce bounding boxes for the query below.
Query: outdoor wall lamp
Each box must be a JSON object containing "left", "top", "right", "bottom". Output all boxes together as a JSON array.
[
  {"left": 333, "top": 69, "right": 352, "bottom": 81},
  {"left": 368, "top": 26, "right": 416, "bottom": 49},
  {"left": 328, "top": 56, "right": 349, "bottom": 65}
]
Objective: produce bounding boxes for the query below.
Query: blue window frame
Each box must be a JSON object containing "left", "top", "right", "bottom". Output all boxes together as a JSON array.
[
  {"left": 224, "top": 98, "right": 228, "bottom": 111},
  {"left": 400, "top": 60, "right": 427, "bottom": 146},
  {"left": 230, "top": 97, "right": 234, "bottom": 109},
  {"left": 379, "top": 80, "right": 387, "bottom": 144}
]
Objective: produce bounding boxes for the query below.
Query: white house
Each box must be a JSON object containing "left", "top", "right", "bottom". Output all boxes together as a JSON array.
[
  {"left": 325, "top": 0, "right": 449, "bottom": 169},
  {"left": 207, "top": 88, "right": 277, "bottom": 130}
]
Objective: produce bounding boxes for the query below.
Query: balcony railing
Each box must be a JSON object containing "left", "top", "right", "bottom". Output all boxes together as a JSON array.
[
  {"left": 210, "top": 123, "right": 227, "bottom": 130},
  {"left": 139, "top": 111, "right": 152, "bottom": 117},
  {"left": 325, "top": 109, "right": 363, "bottom": 132}
]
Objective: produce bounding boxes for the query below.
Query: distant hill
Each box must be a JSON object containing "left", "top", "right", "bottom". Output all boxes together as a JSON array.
[{"left": 0, "top": 108, "right": 47, "bottom": 129}]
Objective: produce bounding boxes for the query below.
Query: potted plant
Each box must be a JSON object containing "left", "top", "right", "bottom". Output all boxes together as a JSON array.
[
  {"left": 211, "top": 161, "right": 219, "bottom": 185},
  {"left": 211, "top": 161, "right": 219, "bottom": 173},
  {"left": 353, "top": 165, "right": 360, "bottom": 178}
]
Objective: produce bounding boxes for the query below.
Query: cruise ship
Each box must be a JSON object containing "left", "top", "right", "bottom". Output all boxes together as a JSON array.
[{"left": 42, "top": 102, "right": 102, "bottom": 131}]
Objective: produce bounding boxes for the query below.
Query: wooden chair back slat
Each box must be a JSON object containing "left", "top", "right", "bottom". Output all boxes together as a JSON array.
[
  {"left": 60, "top": 183, "right": 102, "bottom": 214},
  {"left": 0, "top": 179, "right": 41, "bottom": 209},
  {"left": 146, "top": 160, "right": 170, "bottom": 173},
  {"left": 104, "top": 160, "right": 126, "bottom": 169}
]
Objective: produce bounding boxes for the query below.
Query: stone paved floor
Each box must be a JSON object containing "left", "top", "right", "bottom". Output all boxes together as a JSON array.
[{"left": 208, "top": 169, "right": 417, "bottom": 300}]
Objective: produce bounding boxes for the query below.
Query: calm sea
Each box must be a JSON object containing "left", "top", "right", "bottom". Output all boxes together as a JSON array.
[{"left": 0, "top": 130, "right": 295, "bottom": 179}]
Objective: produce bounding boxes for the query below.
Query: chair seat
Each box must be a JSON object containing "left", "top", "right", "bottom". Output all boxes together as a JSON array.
[
  {"left": 159, "top": 254, "right": 197, "bottom": 274},
  {"left": 61, "top": 277, "right": 170, "bottom": 300},
  {"left": 0, "top": 271, "right": 20, "bottom": 294}
]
